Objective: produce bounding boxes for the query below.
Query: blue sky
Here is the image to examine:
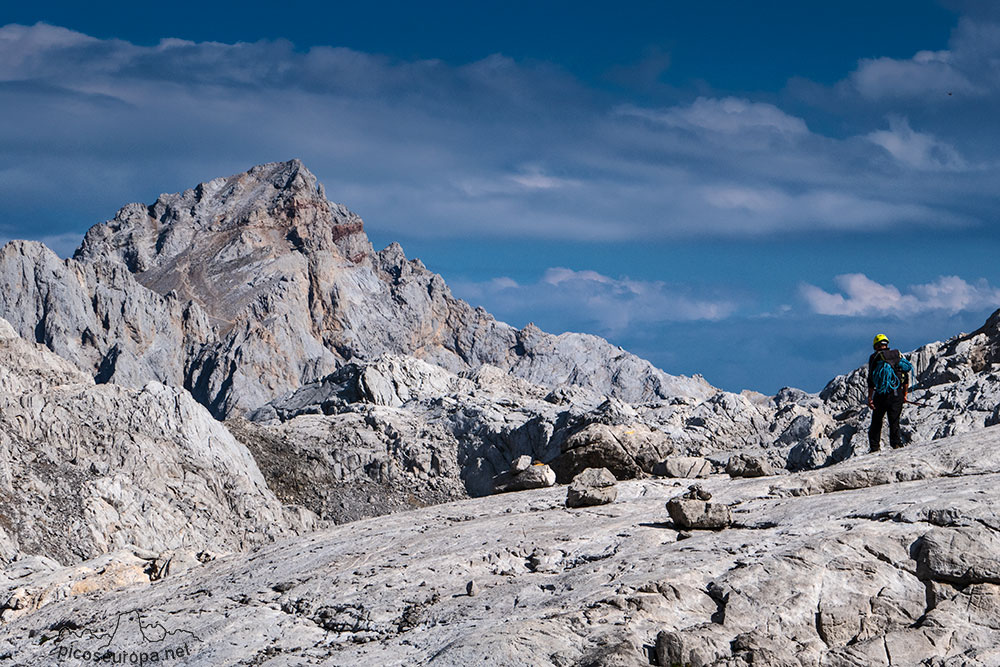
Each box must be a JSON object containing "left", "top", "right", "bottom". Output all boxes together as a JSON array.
[{"left": 1, "top": 1, "right": 999, "bottom": 394}]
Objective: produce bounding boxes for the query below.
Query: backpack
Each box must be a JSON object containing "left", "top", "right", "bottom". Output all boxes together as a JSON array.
[{"left": 872, "top": 350, "right": 913, "bottom": 395}]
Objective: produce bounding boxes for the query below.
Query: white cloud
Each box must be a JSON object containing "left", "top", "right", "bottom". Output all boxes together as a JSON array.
[
  {"left": 701, "top": 186, "right": 784, "bottom": 213},
  {"left": 800, "top": 273, "right": 1000, "bottom": 316},
  {"left": 453, "top": 267, "right": 737, "bottom": 335},
  {"left": 542, "top": 267, "right": 616, "bottom": 287},
  {"left": 509, "top": 168, "right": 580, "bottom": 191},
  {"left": 618, "top": 97, "right": 809, "bottom": 136},
  {"left": 0, "top": 21, "right": 994, "bottom": 247},
  {"left": 848, "top": 18, "right": 1000, "bottom": 101},
  {"left": 867, "top": 116, "right": 967, "bottom": 171},
  {"left": 697, "top": 185, "right": 961, "bottom": 233},
  {"left": 851, "top": 53, "right": 981, "bottom": 100}
]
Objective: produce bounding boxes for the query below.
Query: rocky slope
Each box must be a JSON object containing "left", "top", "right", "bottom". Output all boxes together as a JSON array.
[
  {"left": 0, "top": 160, "right": 710, "bottom": 421},
  {"left": 2, "top": 424, "right": 1000, "bottom": 665},
  {"left": 1, "top": 161, "right": 996, "bottom": 504},
  {"left": 0, "top": 316, "right": 315, "bottom": 568},
  {"left": 231, "top": 305, "right": 1000, "bottom": 525}
]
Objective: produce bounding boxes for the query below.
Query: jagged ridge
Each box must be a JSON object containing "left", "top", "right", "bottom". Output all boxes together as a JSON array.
[{"left": 2, "top": 159, "right": 713, "bottom": 421}]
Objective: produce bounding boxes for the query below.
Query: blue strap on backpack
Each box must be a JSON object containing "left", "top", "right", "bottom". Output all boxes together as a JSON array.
[{"left": 873, "top": 353, "right": 912, "bottom": 395}]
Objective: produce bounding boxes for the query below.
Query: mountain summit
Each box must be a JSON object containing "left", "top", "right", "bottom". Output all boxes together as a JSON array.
[{"left": 74, "top": 159, "right": 371, "bottom": 325}]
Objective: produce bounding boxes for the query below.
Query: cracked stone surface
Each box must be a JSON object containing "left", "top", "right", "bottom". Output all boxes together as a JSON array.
[
  {"left": 0, "top": 316, "right": 315, "bottom": 569},
  {"left": 3, "top": 425, "right": 1000, "bottom": 665}
]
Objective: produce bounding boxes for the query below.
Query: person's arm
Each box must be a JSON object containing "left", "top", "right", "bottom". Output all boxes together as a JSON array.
[{"left": 867, "top": 354, "right": 876, "bottom": 407}]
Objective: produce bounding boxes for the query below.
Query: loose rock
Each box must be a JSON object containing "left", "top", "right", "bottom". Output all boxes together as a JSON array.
[{"left": 566, "top": 468, "right": 618, "bottom": 508}]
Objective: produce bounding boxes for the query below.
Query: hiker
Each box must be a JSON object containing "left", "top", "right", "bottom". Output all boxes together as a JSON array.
[{"left": 867, "top": 333, "right": 912, "bottom": 451}]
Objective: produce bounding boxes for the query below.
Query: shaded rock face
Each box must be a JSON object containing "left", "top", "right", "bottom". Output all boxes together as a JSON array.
[
  {"left": 0, "top": 240, "right": 211, "bottom": 391},
  {"left": 726, "top": 453, "right": 774, "bottom": 478},
  {"left": 227, "top": 411, "right": 466, "bottom": 526},
  {"left": 0, "top": 317, "right": 313, "bottom": 568}
]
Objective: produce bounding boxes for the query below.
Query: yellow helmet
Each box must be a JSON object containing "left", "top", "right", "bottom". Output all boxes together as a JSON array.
[{"left": 873, "top": 333, "right": 889, "bottom": 349}]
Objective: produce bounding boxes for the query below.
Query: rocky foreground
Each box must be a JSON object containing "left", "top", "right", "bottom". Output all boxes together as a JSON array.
[{"left": 2, "top": 424, "right": 999, "bottom": 665}]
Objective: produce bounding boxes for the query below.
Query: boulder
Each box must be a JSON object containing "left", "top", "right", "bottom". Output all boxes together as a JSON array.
[
  {"left": 494, "top": 464, "right": 557, "bottom": 494},
  {"left": 566, "top": 468, "right": 618, "bottom": 508},
  {"left": 512, "top": 455, "right": 533, "bottom": 473},
  {"left": 657, "top": 456, "right": 714, "bottom": 479},
  {"left": 547, "top": 423, "right": 642, "bottom": 482},
  {"left": 916, "top": 526, "right": 1000, "bottom": 585},
  {"left": 726, "top": 453, "right": 775, "bottom": 478},
  {"left": 786, "top": 438, "right": 833, "bottom": 472},
  {"left": 666, "top": 498, "right": 731, "bottom": 530}
]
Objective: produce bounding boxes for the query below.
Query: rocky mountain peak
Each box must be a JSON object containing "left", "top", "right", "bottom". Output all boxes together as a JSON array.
[
  {"left": 75, "top": 159, "right": 371, "bottom": 275},
  {"left": 72, "top": 160, "right": 373, "bottom": 328}
]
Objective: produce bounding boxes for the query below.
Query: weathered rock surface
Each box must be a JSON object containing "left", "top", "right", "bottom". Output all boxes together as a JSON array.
[
  {"left": 566, "top": 467, "right": 618, "bottom": 507},
  {"left": 0, "top": 316, "right": 314, "bottom": 568},
  {"left": 666, "top": 498, "right": 732, "bottom": 530},
  {"left": 4, "top": 159, "right": 1000, "bottom": 665},
  {"left": 0, "top": 240, "right": 211, "bottom": 391},
  {"left": 658, "top": 456, "right": 716, "bottom": 479},
  {"left": 666, "top": 484, "right": 732, "bottom": 531},
  {"left": 230, "top": 303, "right": 1000, "bottom": 529},
  {"left": 0, "top": 161, "right": 711, "bottom": 425},
  {"left": 4, "top": 425, "right": 1000, "bottom": 665}
]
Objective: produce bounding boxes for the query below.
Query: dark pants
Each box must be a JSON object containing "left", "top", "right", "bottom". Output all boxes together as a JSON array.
[{"left": 869, "top": 392, "right": 904, "bottom": 450}]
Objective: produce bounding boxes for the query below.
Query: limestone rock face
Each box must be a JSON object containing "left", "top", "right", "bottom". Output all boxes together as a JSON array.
[
  {"left": 4, "top": 160, "right": 998, "bottom": 490},
  {"left": 5, "top": 421, "right": 1000, "bottom": 664},
  {"left": 0, "top": 240, "right": 211, "bottom": 391},
  {"left": 233, "top": 304, "right": 1000, "bottom": 524},
  {"left": 6, "top": 160, "right": 1000, "bottom": 665},
  {"left": 0, "top": 317, "right": 313, "bottom": 567},
  {"left": 45, "top": 159, "right": 709, "bottom": 417},
  {"left": 227, "top": 409, "right": 467, "bottom": 525}
]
